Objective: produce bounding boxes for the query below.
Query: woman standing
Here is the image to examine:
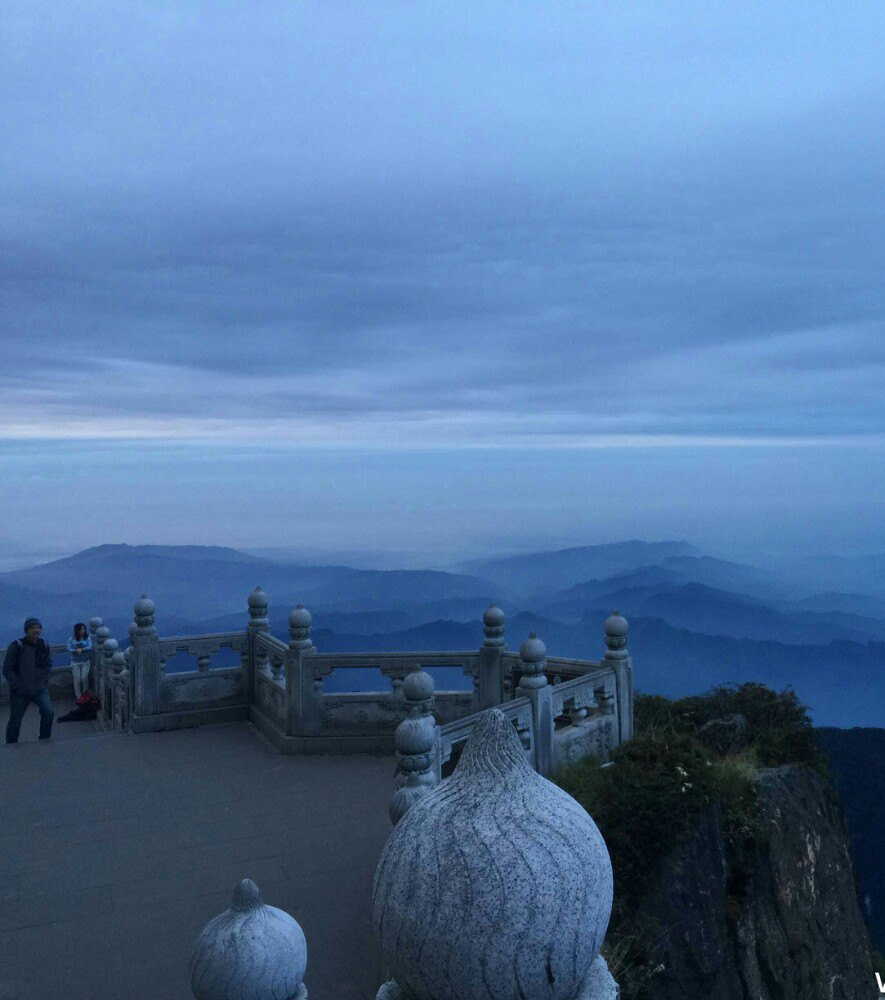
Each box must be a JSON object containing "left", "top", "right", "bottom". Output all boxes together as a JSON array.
[{"left": 67, "top": 622, "right": 93, "bottom": 699}]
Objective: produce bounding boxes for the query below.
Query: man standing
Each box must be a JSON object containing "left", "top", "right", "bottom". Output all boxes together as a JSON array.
[{"left": 3, "top": 618, "right": 54, "bottom": 743}]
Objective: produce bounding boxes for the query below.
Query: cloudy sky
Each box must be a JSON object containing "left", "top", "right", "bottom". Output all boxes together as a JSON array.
[{"left": 1, "top": 2, "right": 883, "bottom": 566}]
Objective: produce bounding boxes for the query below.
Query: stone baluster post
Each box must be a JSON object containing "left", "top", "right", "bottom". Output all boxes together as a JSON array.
[
  {"left": 111, "top": 649, "right": 125, "bottom": 729},
  {"left": 603, "top": 611, "right": 633, "bottom": 744},
  {"left": 100, "top": 637, "right": 119, "bottom": 720},
  {"left": 246, "top": 586, "right": 270, "bottom": 703},
  {"left": 476, "top": 603, "right": 506, "bottom": 710},
  {"left": 190, "top": 879, "right": 308, "bottom": 999},
  {"left": 517, "top": 632, "right": 554, "bottom": 776},
  {"left": 390, "top": 668, "right": 438, "bottom": 825},
  {"left": 93, "top": 624, "right": 109, "bottom": 695},
  {"left": 270, "top": 653, "right": 284, "bottom": 682},
  {"left": 285, "top": 605, "right": 319, "bottom": 737},
  {"left": 132, "top": 595, "right": 161, "bottom": 719},
  {"left": 87, "top": 617, "right": 103, "bottom": 690},
  {"left": 124, "top": 622, "right": 136, "bottom": 717}
]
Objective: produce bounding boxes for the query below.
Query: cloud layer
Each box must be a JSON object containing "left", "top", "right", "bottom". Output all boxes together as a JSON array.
[{"left": 2, "top": 2, "right": 883, "bottom": 447}]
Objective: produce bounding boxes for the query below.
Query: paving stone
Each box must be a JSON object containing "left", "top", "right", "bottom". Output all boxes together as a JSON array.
[{"left": 0, "top": 716, "right": 394, "bottom": 999}]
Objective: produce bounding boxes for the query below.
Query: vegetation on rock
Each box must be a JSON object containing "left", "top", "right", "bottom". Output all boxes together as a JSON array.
[{"left": 553, "top": 682, "right": 836, "bottom": 996}]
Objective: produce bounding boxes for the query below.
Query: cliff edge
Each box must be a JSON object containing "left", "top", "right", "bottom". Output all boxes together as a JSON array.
[
  {"left": 555, "top": 684, "right": 876, "bottom": 1000},
  {"left": 634, "top": 765, "right": 872, "bottom": 999}
]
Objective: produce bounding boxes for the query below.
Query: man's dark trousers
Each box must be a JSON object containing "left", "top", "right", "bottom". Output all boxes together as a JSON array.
[{"left": 6, "top": 691, "right": 54, "bottom": 743}]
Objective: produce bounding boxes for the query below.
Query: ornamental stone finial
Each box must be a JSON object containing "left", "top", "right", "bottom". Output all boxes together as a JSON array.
[
  {"left": 288, "top": 604, "right": 313, "bottom": 651},
  {"left": 88, "top": 617, "right": 103, "bottom": 633},
  {"left": 390, "top": 668, "right": 438, "bottom": 826},
  {"left": 247, "top": 586, "right": 269, "bottom": 625},
  {"left": 134, "top": 595, "right": 156, "bottom": 632},
  {"left": 111, "top": 650, "right": 125, "bottom": 675},
  {"left": 95, "top": 625, "right": 110, "bottom": 643},
  {"left": 482, "top": 603, "right": 505, "bottom": 647},
  {"left": 518, "top": 631, "right": 548, "bottom": 690},
  {"left": 190, "top": 879, "right": 308, "bottom": 1000},
  {"left": 604, "top": 610, "right": 629, "bottom": 660},
  {"left": 102, "top": 637, "right": 119, "bottom": 659},
  {"left": 373, "top": 709, "right": 617, "bottom": 999}
]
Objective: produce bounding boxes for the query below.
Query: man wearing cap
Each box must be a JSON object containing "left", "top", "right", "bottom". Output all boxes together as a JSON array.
[{"left": 3, "top": 618, "right": 54, "bottom": 743}]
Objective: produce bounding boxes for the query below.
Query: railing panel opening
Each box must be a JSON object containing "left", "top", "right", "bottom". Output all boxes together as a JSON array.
[
  {"left": 322, "top": 667, "right": 388, "bottom": 694},
  {"left": 162, "top": 651, "right": 198, "bottom": 674},
  {"left": 423, "top": 665, "right": 473, "bottom": 693},
  {"left": 208, "top": 647, "right": 242, "bottom": 670}
]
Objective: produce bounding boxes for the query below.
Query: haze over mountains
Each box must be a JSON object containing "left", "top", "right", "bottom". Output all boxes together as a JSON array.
[{"left": 2, "top": 539, "right": 884, "bottom": 727}]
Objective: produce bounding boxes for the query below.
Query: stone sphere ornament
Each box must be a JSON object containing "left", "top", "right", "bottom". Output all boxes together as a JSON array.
[
  {"left": 190, "top": 879, "right": 308, "bottom": 999},
  {"left": 373, "top": 709, "right": 616, "bottom": 999},
  {"left": 248, "top": 586, "right": 268, "bottom": 611},
  {"left": 401, "top": 669, "right": 434, "bottom": 705},
  {"left": 603, "top": 611, "right": 629, "bottom": 659},
  {"left": 134, "top": 594, "right": 155, "bottom": 618}
]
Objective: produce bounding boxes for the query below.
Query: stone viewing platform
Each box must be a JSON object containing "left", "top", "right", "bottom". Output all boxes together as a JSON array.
[
  {"left": 0, "top": 593, "right": 632, "bottom": 998},
  {"left": 0, "top": 712, "right": 393, "bottom": 999},
  {"left": 1, "top": 591, "right": 634, "bottom": 774}
]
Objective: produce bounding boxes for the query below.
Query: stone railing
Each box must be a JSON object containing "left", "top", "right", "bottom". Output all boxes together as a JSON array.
[
  {"left": 387, "top": 611, "right": 632, "bottom": 824},
  {"left": 38, "top": 589, "right": 633, "bottom": 768}
]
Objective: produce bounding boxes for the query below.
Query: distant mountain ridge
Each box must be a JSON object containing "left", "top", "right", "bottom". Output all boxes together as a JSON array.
[
  {"left": 0, "top": 546, "right": 355, "bottom": 620},
  {"left": 462, "top": 540, "right": 700, "bottom": 593},
  {"left": 43, "top": 543, "right": 268, "bottom": 565},
  {"left": 3, "top": 540, "right": 885, "bottom": 728}
]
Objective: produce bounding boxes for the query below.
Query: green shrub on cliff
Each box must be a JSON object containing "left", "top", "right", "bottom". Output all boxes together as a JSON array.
[{"left": 634, "top": 682, "right": 826, "bottom": 772}]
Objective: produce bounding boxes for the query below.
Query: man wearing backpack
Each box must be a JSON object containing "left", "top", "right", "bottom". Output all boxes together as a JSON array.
[{"left": 3, "top": 618, "right": 54, "bottom": 743}]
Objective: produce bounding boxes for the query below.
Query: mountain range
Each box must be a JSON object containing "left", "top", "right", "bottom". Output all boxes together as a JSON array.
[{"left": 2, "top": 540, "right": 885, "bottom": 728}]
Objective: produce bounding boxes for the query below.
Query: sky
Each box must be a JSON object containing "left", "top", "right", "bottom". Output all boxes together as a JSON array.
[{"left": 1, "top": 2, "right": 883, "bottom": 567}]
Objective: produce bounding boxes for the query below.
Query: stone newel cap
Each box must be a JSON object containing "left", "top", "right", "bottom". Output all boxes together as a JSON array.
[
  {"left": 402, "top": 668, "right": 434, "bottom": 703},
  {"left": 373, "top": 709, "right": 614, "bottom": 999},
  {"left": 482, "top": 603, "right": 505, "bottom": 627},
  {"left": 134, "top": 594, "right": 155, "bottom": 617},
  {"left": 604, "top": 611, "right": 628, "bottom": 637},
  {"left": 519, "top": 631, "right": 547, "bottom": 663},
  {"left": 190, "top": 879, "right": 307, "bottom": 1000},
  {"left": 288, "top": 604, "right": 311, "bottom": 629},
  {"left": 247, "top": 586, "right": 267, "bottom": 609}
]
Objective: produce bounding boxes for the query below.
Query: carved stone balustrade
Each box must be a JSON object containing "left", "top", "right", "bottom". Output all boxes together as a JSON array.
[{"left": 76, "top": 591, "right": 630, "bottom": 773}]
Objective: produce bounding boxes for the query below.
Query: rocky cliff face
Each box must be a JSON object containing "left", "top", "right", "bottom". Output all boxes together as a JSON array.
[{"left": 632, "top": 765, "right": 874, "bottom": 1000}]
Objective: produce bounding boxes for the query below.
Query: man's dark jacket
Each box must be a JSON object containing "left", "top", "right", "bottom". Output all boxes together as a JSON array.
[{"left": 3, "top": 637, "right": 53, "bottom": 697}]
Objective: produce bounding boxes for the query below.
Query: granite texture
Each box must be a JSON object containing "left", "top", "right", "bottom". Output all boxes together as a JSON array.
[
  {"left": 190, "top": 878, "right": 308, "bottom": 1000},
  {"left": 377, "top": 955, "right": 619, "bottom": 999},
  {"left": 373, "top": 709, "right": 614, "bottom": 999}
]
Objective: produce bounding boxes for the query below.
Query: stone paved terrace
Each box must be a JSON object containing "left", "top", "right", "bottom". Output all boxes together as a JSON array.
[{"left": 0, "top": 701, "right": 393, "bottom": 999}]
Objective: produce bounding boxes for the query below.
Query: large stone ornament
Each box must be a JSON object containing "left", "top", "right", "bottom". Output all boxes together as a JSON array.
[
  {"left": 190, "top": 879, "right": 308, "bottom": 999},
  {"left": 373, "top": 709, "right": 615, "bottom": 999}
]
